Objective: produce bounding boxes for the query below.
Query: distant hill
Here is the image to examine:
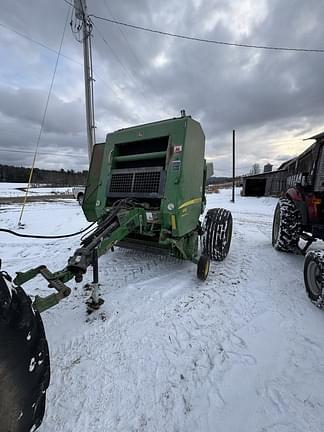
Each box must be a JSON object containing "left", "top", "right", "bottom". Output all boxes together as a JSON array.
[{"left": 0, "top": 164, "right": 87, "bottom": 186}]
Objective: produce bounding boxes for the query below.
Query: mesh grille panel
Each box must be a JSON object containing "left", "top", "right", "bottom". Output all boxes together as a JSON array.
[
  {"left": 133, "top": 171, "right": 160, "bottom": 194},
  {"left": 108, "top": 168, "right": 165, "bottom": 198},
  {"left": 109, "top": 173, "right": 133, "bottom": 193}
]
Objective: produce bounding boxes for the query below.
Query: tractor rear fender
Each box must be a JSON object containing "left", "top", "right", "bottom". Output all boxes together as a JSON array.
[
  {"left": 286, "top": 188, "right": 320, "bottom": 224},
  {"left": 286, "top": 187, "right": 303, "bottom": 202},
  {"left": 286, "top": 188, "right": 308, "bottom": 225},
  {"left": 305, "top": 194, "right": 321, "bottom": 224}
]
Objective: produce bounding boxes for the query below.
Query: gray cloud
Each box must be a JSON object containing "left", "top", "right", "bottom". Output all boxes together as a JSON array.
[
  {"left": 0, "top": 0, "right": 324, "bottom": 174},
  {"left": 0, "top": 86, "right": 85, "bottom": 134}
]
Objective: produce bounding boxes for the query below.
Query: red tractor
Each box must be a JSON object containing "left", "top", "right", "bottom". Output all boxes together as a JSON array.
[{"left": 272, "top": 132, "right": 324, "bottom": 307}]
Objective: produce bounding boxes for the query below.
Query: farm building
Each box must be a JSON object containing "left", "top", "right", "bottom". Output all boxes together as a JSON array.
[
  {"left": 242, "top": 169, "right": 288, "bottom": 196},
  {"left": 242, "top": 132, "right": 324, "bottom": 197}
]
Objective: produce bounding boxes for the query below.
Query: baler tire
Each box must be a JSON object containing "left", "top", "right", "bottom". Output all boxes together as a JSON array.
[
  {"left": 77, "top": 193, "right": 84, "bottom": 206},
  {"left": 197, "top": 255, "right": 210, "bottom": 281},
  {"left": 272, "top": 198, "right": 301, "bottom": 253},
  {"left": 304, "top": 250, "right": 324, "bottom": 308},
  {"left": 0, "top": 272, "right": 50, "bottom": 432},
  {"left": 203, "top": 208, "right": 233, "bottom": 261}
]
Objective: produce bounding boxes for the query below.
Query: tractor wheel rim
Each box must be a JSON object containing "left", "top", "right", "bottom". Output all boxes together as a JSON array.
[{"left": 307, "top": 261, "right": 322, "bottom": 297}]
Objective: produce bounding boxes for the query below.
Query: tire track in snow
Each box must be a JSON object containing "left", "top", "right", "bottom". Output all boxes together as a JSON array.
[
  {"left": 17, "top": 195, "right": 321, "bottom": 432},
  {"left": 35, "top": 200, "right": 268, "bottom": 431},
  {"left": 42, "top": 249, "right": 194, "bottom": 432},
  {"left": 137, "top": 221, "right": 266, "bottom": 430}
]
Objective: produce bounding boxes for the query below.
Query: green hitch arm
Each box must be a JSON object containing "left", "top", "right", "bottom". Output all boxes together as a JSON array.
[
  {"left": 14, "top": 265, "right": 72, "bottom": 313},
  {"left": 14, "top": 266, "right": 45, "bottom": 286},
  {"left": 13, "top": 207, "right": 147, "bottom": 313},
  {"left": 67, "top": 207, "right": 147, "bottom": 279},
  {"left": 96, "top": 208, "right": 146, "bottom": 258}
]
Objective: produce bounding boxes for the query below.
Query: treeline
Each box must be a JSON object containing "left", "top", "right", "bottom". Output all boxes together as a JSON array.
[
  {"left": 207, "top": 176, "right": 241, "bottom": 185},
  {"left": 0, "top": 164, "right": 87, "bottom": 186}
]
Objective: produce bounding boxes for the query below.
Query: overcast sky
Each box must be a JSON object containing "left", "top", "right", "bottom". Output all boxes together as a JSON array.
[{"left": 1, "top": 0, "right": 324, "bottom": 175}]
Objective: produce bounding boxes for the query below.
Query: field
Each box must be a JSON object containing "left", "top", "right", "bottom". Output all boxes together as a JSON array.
[
  {"left": 0, "top": 182, "right": 72, "bottom": 197},
  {"left": 1, "top": 187, "right": 324, "bottom": 432}
]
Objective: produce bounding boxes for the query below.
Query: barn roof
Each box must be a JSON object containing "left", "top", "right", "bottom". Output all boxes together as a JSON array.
[{"left": 305, "top": 131, "right": 324, "bottom": 141}]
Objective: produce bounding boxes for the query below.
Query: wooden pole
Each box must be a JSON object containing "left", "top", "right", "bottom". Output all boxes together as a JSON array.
[
  {"left": 231, "top": 129, "right": 235, "bottom": 202},
  {"left": 75, "top": 0, "right": 96, "bottom": 162}
]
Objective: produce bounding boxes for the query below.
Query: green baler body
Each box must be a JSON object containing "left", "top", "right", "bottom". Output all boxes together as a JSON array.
[{"left": 83, "top": 115, "right": 207, "bottom": 257}]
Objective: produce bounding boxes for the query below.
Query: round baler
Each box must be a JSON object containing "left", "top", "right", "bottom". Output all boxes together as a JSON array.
[{"left": 0, "top": 114, "right": 232, "bottom": 430}]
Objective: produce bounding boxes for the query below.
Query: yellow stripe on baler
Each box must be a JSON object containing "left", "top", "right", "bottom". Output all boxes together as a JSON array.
[
  {"left": 171, "top": 215, "right": 177, "bottom": 230},
  {"left": 178, "top": 197, "right": 202, "bottom": 210}
]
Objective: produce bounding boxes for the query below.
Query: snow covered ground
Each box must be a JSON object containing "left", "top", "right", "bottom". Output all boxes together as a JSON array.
[
  {"left": 0, "top": 182, "right": 72, "bottom": 197},
  {"left": 1, "top": 189, "right": 324, "bottom": 432}
]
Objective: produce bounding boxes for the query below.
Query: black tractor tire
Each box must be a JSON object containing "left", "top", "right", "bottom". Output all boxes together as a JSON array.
[
  {"left": 0, "top": 272, "right": 50, "bottom": 432},
  {"left": 197, "top": 255, "right": 210, "bottom": 281},
  {"left": 304, "top": 250, "right": 324, "bottom": 308},
  {"left": 202, "top": 208, "right": 233, "bottom": 261},
  {"left": 77, "top": 193, "right": 84, "bottom": 206},
  {"left": 272, "top": 197, "right": 301, "bottom": 253}
]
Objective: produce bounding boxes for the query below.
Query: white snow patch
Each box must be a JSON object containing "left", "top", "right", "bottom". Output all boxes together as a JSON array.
[
  {"left": 29, "top": 357, "right": 36, "bottom": 372},
  {"left": 0, "top": 182, "right": 72, "bottom": 197},
  {"left": 1, "top": 188, "right": 324, "bottom": 431}
]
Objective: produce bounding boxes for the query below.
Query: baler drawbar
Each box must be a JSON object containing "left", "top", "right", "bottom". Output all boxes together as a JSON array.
[{"left": 14, "top": 200, "right": 151, "bottom": 312}]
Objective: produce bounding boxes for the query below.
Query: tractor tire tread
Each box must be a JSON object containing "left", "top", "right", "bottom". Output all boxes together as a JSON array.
[
  {"left": 202, "top": 208, "right": 233, "bottom": 261},
  {"left": 304, "top": 250, "right": 324, "bottom": 308},
  {"left": 272, "top": 197, "right": 301, "bottom": 253}
]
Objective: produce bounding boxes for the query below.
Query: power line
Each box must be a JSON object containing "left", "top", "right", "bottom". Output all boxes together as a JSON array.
[
  {"left": 66, "top": 2, "right": 171, "bottom": 116},
  {"left": 101, "top": 1, "right": 170, "bottom": 115},
  {"left": 0, "top": 16, "right": 162, "bottom": 119},
  {"left": 92, "top": 22, "right": 138, "bottom": 87},
  {"left": 63, "top": 0, "right": 74, "bottom": 7},
  {"left": 0, "top": 147, "right": 87, "bottom": 158},
  {"left": 0, "top": 21, "right": 82, "bottom": 65},
  {"left": 0, "top": 20, "right": 140, "bottom": 121},
  {"left": 18, "top": 6, "right": 71, "bottom": 226},
  {"left": 92, "top": 21, "right": 159, "bottom": 113},
  {"left": 0, "top": 20, "right": 127, "bottom": 102},
  {"left": 102, "top": 0, "right": 143, "bottom": 69},
  {"left": 90, "top": 15, "right": 324, "bottom": 54}
]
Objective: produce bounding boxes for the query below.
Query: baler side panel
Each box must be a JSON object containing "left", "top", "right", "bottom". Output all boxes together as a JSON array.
[
  {"left": 83, "top": 142, "right": 112, "bottom": 221},
  {"left": 171, "top": 119, "right": 205, "bottom": 237},
  {"left": 159, "top": 121, "right": 187, "bottom": 231}
]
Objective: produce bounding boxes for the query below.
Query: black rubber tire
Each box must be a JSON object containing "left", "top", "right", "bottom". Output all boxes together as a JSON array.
[
  {"left": 77, "top": 193, "right": 84, "bottom": 206},
  {"left": 202, "top": 208, "right": 233, "bottom": 261},
  {"left": 0, "top": 272, "right": 50, "bottom": 432},
  {"left": 197, "top": 255, "right": 210, "bottom": 281},
  {"left": 304, "top": 250, "right": 324, "bottom": 308},
  {"left": 272, "top": 197, "right": 301, "bottom": 253}
]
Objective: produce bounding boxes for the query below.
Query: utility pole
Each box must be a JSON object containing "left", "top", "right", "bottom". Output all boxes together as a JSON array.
[
  {"left": 74, "top": 0, "right": 96, "bottom": 162},
  {"left": 231, "top": 129, "right": 235, "bottom": 202}
]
